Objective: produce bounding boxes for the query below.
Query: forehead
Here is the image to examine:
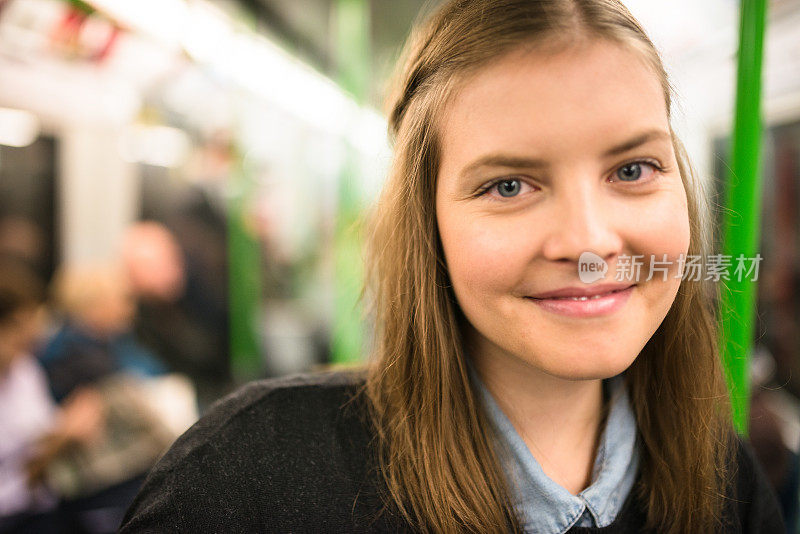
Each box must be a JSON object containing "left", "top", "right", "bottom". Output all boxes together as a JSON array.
[{"left": 438, "top": 40, "right": 669, "bottom": 177}]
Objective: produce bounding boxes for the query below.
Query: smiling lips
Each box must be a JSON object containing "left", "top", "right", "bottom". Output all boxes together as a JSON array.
[
  {"left": 526, "top": 284, "right": 636, "bottom": 317},
  {"left": 529, "top": 282, "right": 636, "bottom": 300}
]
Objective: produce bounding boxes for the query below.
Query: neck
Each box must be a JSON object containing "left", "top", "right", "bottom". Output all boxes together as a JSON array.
[{"left": 471, "top": 342, "right": 605, "bottom": 495}]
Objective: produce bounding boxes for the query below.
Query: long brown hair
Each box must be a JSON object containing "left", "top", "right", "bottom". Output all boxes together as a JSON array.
[{"left": 361, "top": 1, "right": 734, "bottom": 532}]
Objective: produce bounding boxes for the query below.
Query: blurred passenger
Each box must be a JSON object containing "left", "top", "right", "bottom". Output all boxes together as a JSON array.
[
  {"left": 122, "top": 222, "right": 185, "bottom": 304},
  {"left": 122, "top": 221, "right": 231, "bottom": 410},
  {"left": 0, "top": 259, "right": 59, "bottom": 532},
  {"left": 32, "top": 374, "right": 183, "bottom": 534},
  {"left": 38, "top": 262, "right": 166, "bottom": 402},
  {"left": 32, "top": 262, "right": 192, "bottom": 533}
]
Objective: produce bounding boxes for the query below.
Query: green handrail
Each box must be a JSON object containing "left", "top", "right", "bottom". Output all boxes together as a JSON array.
[
  {"left": 331, "top": 0, "right": 370, "bottom": 365},
  {"left": 719, "top": 0, "right": 768, "bottom": 435},
  {"left": 229, "top": 147, "right": 263, "bottom": 382}
]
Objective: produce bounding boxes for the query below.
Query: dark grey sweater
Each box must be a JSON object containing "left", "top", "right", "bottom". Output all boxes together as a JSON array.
[{"left": 119, "top": 371, "right": 784, "bottom": 533}]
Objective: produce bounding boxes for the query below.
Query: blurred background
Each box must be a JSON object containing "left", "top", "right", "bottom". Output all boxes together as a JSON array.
[{"left": 0, "top": 0, "right": 798, "bottom": 532}]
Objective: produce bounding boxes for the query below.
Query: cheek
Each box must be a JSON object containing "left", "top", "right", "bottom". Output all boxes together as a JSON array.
[
  {"left": 438, "top": 211, "right": 531, "bottom": 300},
  {"left": 619, "top": 189, "right": 691, "bottom": 263},
  {"left": 620, "top": 191, "right": 690, "bottom": 321}
]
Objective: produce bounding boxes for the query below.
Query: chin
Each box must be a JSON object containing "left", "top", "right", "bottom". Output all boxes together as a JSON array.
[{"left": 542, "top": 355, "right": 638, "bottom": 381}]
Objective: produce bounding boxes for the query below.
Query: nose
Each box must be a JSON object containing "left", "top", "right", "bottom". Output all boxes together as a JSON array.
[{"left": 540, "top": 184, "right": 623, "bottom": 266}]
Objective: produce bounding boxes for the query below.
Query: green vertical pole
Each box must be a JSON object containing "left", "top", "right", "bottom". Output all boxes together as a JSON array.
[
  {"left": 336, "top": 0, "right": 370, "bottom": 103},
  {"left": 719, "top": 0, "right": 768, "bottom": 435},
  {"left": 331, "top": 0, "right": 370, "bottom": 364},
  {"left": 228, "top": 145, "right": 263, "bottom": 381}
]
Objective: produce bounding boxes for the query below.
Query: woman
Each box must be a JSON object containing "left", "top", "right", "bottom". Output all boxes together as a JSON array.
[
  {"left": 0, "top": 260, "right": 60, "bottom": 533},
  {"left": 120, "top": 0, "right": 783, "bottom": 532}
]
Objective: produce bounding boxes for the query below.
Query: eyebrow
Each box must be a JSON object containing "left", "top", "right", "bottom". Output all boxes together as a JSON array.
[
  {"left": 602, "top": 129, "right": 672, "bottom": 157},
  {"left": 459, "top": 129, "right": 672, "bottom": 178}
]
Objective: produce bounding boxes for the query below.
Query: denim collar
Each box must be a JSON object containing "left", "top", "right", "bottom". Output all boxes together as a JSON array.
[{"left": 469, "top": 366, "right": 640, "bottom": 534}]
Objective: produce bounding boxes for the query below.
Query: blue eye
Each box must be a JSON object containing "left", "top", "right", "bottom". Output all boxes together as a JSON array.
[
  {"left": 475, "top": 178, "right": 537, "bottom": 201},
  {"left": 496, "top": 180, "right": 521, "bottom": 197},
  {"left": 617, "top": 163, "right": 643, "bottom": 181},
  {"left": 474, "top": 178, "right": 536, "bottom": 201},
  {"left": 614, "top": 161, "right": 663, "bottom": 183}
]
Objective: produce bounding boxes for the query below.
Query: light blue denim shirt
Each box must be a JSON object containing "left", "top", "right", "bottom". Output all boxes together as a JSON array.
[{"left": 470, "top": 368, "right": 640, "bottom": 533}]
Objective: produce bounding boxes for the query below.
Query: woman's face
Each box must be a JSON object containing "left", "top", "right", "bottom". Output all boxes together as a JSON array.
[{"left": 436, "top": 40, "right": 690, "bottom": 380}]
